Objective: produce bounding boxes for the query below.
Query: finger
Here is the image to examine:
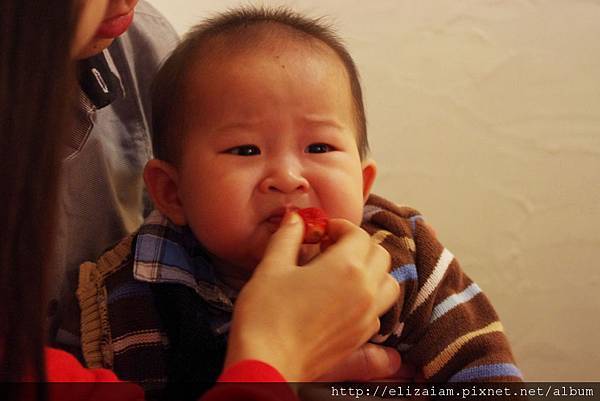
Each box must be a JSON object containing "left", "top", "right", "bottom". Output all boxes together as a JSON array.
[
  {"left": 348, "top": 241, "right": 392, "bottom": 300},
  {"left": 257, "top": 212, "right": 304, "bottom": 272},
  {"left": 320, "top": 218, "right": 371, "bottom": 261},
  {"left": 317, "top": 344, "right": 401, "bottom": 382},
  {"left": 325, "top": 218, "right": 363, "bottom": 243},
  {"left": 373, "top": 275, "right": 400, "bottom": 317},
  {"left": 360, "top": 315, "right": 382, "bottom": 345},
  {"left": 365, "top": 242, "right": 392, "bottom": 281},
  {"left": 390, "top": 362, "right": 418, "bottom": 382},
  {"left": 362, "top": 243, "right": 398, "bottom": 332}
]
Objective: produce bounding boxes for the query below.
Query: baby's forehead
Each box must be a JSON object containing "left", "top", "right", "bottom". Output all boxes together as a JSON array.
[
  {"left": 180, "top": 32, "right": 351, "bottom": 114},
  {"left": 189, "top": 23, "right": 344, "bottom": 71}
]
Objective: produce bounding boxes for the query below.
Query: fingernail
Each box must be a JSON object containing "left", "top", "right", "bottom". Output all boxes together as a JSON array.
[{"left": 284, "top": 211, "right": 301, "bottom": 225}]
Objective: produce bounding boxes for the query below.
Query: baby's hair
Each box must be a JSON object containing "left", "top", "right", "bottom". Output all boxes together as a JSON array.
[{"left": 151, "top": 6, "right": 369, "bottom": 164}]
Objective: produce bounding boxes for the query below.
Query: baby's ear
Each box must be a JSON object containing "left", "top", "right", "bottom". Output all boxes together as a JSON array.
[
  {"left": 143, "top": 159, "right": 187, "bottom": 225},
  {"left": 361, "top": 158, "right": 377, "bottom": 203}
]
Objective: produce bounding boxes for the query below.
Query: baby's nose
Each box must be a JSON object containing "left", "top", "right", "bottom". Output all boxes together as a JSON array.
[{"left": 259, "top": 167, "right": 310, "bottom": 194}]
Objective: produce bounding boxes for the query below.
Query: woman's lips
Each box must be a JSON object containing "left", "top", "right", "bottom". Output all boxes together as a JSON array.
[{"left": 96, "top": 10, "right": 134, "bottom": 39}]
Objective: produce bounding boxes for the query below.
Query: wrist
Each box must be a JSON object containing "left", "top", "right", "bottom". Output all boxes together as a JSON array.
[{"left": 224, "top": 331, "right": 304, "bottom": 381}]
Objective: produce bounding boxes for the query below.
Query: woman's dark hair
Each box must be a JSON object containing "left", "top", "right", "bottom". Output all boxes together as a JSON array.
[{"left": 0, "top": 0, "right": 79, "bottom": 391}]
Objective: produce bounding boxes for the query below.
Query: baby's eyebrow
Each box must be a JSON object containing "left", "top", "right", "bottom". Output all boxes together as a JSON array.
[{"left": 211, "top": 121, "right": 262, "bottom": 135}]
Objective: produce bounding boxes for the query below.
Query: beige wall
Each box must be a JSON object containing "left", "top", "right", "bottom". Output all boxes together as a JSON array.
[{"left": 148, "top": 0, "right": 600, "bottom": 380}]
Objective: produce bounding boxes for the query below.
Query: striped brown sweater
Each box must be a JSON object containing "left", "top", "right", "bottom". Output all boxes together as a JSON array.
[
  {"left": 77, "top": 193, "right": 521, "bottom": 395},
  {"left": 362, "top": 194, "right": 521, "bottom": 382}
]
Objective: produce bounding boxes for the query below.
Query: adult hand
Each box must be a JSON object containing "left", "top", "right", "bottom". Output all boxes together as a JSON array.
[
  {"left": 299, "top": 346, "right": 419, "bottom": 401},
  {"left": 224, "top": 212, "right": 399, "bottom": 381}
]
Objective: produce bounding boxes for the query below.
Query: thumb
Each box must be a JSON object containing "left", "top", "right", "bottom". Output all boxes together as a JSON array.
[
  {"left": 256, "top": 211, "right": 304, "bottom": 273},
  {"left": 316, "top": 344, "right": 401, "bottom": 382}
]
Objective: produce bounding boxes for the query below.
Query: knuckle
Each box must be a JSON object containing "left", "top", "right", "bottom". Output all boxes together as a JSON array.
[
  {"left": 382, "top": 272, "right": 400, "bottom": 293},
  {"left": 374, "top": 242, "right": 390, "bottom": 258},
  {"left": 345, "top": 283, "right": 375, "bottom": 316},
  {"left": 388, "top": 275, "right": 401, "bottom": 296},
  {"left": 347, "top": 224, "right": 369, "bottom": 241},
  {"left": 355, "top": 286, "right": 378, "bottom": 314},
  {"left": 358, "top": 228, "right": 372, "bottom": 242},
  {"left": 339, "top": 259, "right": 366, "bottom": 281},
  {"left": 376, "top": 249, "right": 392, "bottom": 274},
  {"left": 378, "top": 245, "right": 392, "bottom": 266}
]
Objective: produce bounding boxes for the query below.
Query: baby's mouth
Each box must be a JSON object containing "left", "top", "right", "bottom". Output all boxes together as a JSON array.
[
  {"left": 265, "top": 205, "right": 300, "bottom": 226},
  {"left": 267, "top": 216, "right": 283, "bottom": 225}
]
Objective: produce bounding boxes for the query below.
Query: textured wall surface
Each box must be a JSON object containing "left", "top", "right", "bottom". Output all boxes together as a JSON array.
[{"left": 148, "top": 0, "right": 600, "bottom": 380}]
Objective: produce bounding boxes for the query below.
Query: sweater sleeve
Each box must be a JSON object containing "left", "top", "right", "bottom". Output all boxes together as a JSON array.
[{"left": 398, "top": 218, "right": 523, "bottom": 382}]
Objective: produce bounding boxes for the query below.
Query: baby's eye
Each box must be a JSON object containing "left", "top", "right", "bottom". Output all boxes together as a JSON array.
[
  {"left": 225, "top": 145, "right": 261, "bottom": 156},
  {"left": 305, "top": 143, "right": 333, "bottom": 153}
]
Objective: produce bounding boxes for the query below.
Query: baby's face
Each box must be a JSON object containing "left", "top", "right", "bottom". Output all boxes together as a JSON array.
[{"left": 175, "top": 43, "right": 374, "bottom": 271}]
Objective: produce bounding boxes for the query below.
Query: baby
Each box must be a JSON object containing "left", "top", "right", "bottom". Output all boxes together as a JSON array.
[{"left": 77, "top": 6, "right": 521, "bottom": 399}]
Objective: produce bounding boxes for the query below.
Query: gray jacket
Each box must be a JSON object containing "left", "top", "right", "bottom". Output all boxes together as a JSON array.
[{"left": 49, "top": 1, "right": 179, "bottom": 352}]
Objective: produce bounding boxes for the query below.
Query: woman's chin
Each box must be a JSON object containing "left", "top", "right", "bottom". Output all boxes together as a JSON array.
[{"left": 73, "top": 37, "right": 115, "bottom": 60}]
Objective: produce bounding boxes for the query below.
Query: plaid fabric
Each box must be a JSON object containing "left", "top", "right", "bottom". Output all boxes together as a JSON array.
[
  {"left": 132, "top": 210, "right": 235, "bottom": 334},
  {"left": 78, "top": 194, "right": 521, "bottom": 393}
]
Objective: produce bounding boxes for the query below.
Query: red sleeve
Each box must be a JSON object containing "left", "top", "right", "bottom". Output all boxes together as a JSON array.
[
  {"left": 45, "top": 348, "right": 121, "bottom": 382},
  {"left": 201, "top": 360, "right": 297, "bottom": 401},
  {"left": 217, "top": 360, "right": 287, "bottom": 382},
  {"left": 45, "top": 347, "right": 144, "bottom": 401},
  {"left": 46, "top": 349, "right": 296, "bottom": 401}
]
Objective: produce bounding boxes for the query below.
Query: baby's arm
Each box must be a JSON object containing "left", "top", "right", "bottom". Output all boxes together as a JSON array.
[{"left": 398, "top": 218, "right": 522, "bottom": 382}]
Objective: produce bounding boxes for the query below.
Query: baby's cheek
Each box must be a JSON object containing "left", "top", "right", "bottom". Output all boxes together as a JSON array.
[
  {"left": 190, "top": 221, "right": 244, "bottom": 259},
  {"left": 326, "top": 204, "right": 364, "bottom": 226},
  {"left": 321, "top": 187, "right": 365, "bottom": 225},
  {"left": 243, "top": 230, "right": 275, "bottom": 268}
]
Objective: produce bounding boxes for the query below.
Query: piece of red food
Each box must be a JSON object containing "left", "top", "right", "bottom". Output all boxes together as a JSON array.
[{"left": 297, "top": 207, "right": 329, "bottom": 244}]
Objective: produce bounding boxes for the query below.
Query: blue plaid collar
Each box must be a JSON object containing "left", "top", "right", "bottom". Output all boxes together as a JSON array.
[{"left": 132, "top": 210, "right": 237, "bottom": 314}]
